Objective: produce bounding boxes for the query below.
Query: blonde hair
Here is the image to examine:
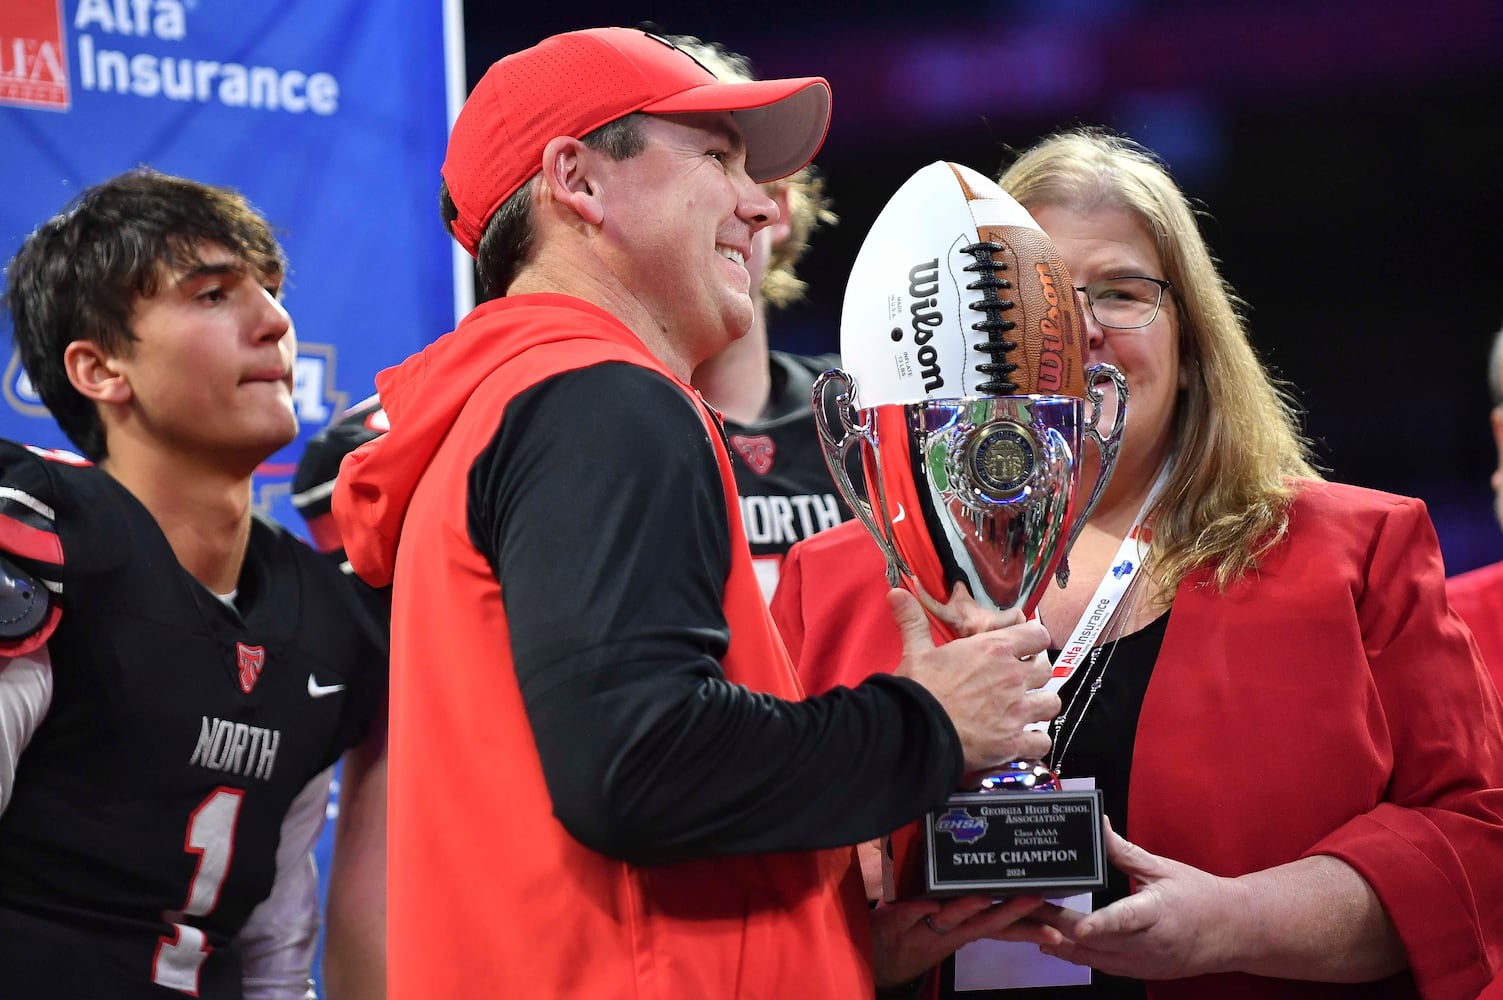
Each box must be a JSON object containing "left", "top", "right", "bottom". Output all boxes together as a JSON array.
[
  {"left": 998, "top": 127, "right": 1318, "bottom": 591},
  {"left": 663, "top": 34, "right": 836, "bottom": 308}
]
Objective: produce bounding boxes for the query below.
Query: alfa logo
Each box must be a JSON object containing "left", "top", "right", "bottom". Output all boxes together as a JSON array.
[
  {"left": 731, "top": 434, "right": 775, "bottom": 476},
  {"left": 0, "top": 0, "right": 70, "bottom": 111},
  {"left": 290, "top": 344, "right": 346, "bottom": 426},
  {"left": 934, "top": 807, "right": 988, "bottom": 844},
  {"left": 236, "top": 642, "right": 266, "bottom": 694}
]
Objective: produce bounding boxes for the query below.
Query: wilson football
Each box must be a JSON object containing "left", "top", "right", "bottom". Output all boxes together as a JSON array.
[{"left": 840, "top": 161, "right": 1088, "bottom": 407}]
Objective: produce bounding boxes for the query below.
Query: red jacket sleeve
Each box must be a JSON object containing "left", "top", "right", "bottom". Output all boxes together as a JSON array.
[
  {"left": 1302, "top": 495, "right": 1503, "bottom": 999},
  {"left": 1122, "top": 482, "right": 1503, "bottom": 999}
]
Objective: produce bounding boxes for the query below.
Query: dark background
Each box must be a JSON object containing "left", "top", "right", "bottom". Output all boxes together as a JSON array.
[{"left": 464, "top": 0, "right": 1503, "bottom": 573}]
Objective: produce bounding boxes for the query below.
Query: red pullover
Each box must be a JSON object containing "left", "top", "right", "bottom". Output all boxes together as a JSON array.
[{"left": 333, "top": 294, "right": 882, "bottom": 998}]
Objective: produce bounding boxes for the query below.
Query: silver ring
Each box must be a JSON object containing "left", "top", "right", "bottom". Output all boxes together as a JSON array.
[{"left": 923, "top": 914, "right": 945, "bottom": 935}]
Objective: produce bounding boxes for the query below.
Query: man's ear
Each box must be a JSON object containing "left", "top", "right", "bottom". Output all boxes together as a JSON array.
[
  {"left": 62, "top": 340, "right": 131, "bottom": 406},
  {"left": 538, "top": 135, "right": 604, "bottom": 226},
  {"left": 765, "top": 183, "right": 794, "bottom": 247}
]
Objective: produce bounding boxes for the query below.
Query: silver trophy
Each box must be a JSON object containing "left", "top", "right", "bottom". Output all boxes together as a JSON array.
[
  {"left": 812, "top": 368, "right": 1128, "bottom": 896},
  {"left": 821, "top": 158, "right": 1133, "bottom": 895},
  {"left": 812, "top": 367, "right": 1126, "bottom": 615}
]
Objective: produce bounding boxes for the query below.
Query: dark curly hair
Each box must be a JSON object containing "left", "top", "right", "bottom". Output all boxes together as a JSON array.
[{"left": 3, "top": 168, "right": 285, "bottom": 459}]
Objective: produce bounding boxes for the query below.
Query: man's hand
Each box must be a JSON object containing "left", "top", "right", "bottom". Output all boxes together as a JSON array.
[
  {"left": 872, "top": 895, "right": 1061, "bottom": 989},
  {"left": 889, "top": 587, "right": 1057, "bottom": 774},
  {"left": 911, "top": 580, "right": 1019, "bottom": 641}
]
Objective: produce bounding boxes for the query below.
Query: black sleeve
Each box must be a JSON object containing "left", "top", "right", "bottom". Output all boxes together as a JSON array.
[{"left": 468, "top": 363, "right": 961, "bottom": 865}]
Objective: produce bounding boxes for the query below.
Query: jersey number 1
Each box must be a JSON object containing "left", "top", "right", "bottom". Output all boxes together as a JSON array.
[{"left": 153, "top": 787, "right": 245, "bottom": 994}]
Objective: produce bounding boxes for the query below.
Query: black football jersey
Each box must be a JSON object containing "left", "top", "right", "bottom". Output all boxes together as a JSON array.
[
  {"left": 0, "top": 440, "right": 383, "bottom": 999},
  {"left": 722, "top": 352, "right": 853, "bottom": 596}
]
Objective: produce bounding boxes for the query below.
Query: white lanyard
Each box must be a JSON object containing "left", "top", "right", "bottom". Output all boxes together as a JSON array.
[{"left": 1041, "top": 461, "right": 1172, "bottom": 694}]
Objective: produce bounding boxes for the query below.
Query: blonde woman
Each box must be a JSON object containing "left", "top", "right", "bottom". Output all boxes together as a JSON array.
[{"left": 773, "top": 128, "right": 1503, "bottom": 999}]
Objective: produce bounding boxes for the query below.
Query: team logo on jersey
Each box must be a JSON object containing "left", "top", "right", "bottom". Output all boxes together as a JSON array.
[
  {"left": 730, "top": 434, "right": 776, "bottom": 476},
  {"left": 236, "top": 642, "right": 266, "bottom": 694},
  {"left": 0, "top": 0, "right": 70, "bottom": 112}
]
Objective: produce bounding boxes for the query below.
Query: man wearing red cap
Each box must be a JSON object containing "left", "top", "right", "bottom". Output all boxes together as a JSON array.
[{"left": 331, "top": 27, "right": 1058, "bottom": 997}]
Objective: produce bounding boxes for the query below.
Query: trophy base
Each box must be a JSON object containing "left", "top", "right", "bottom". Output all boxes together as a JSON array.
[{"left": 922, "top": 785, "right": 1107, "bottom": 897}]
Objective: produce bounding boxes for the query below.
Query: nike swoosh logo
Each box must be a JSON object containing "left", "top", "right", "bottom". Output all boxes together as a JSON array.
[
  {"left": 307, "top": 675, "right": 346, "bottom": 698},
  {"left": 892, "top": 502, "right": 906, "bottom": 524}
]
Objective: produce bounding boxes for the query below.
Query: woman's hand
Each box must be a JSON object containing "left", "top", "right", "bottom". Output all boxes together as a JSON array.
[
  {"left": 1032, "top": 820, "right": 1404, "bottom": 983},
  {"left": 1032, "top": 820, "right": 1241, "bottom": 980}
]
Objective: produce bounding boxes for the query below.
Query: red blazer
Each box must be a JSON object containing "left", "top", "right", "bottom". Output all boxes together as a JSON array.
[{"left": 772, "top": 480, "right": 1503, "bottom": 999}]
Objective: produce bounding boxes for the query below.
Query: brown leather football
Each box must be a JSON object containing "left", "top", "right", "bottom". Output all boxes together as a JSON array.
[{"left": 841, "top": 161, "right": 1088, "bottom": 403}]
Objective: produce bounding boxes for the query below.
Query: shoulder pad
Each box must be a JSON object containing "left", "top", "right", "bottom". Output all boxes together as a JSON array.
[
  {"left": 0, "top": 440, "right": 64, "bottom": 571},
  {"left": 0, "top": 553, "right": 53, "bottom": 650},
  {"left": 291, "top": 394, "right": 389, "bottom": 507}
]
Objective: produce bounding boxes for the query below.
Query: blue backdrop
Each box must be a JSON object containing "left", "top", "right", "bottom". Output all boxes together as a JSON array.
[
  {"left": 2, "top": 0, "right": 463, "bottom": 516},
  {"left": 2, "top": 0, "right": 462, "bottom": 988}
]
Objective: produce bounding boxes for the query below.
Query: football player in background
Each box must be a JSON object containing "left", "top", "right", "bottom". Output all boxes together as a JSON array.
[
  {"left": 0, "top": 169, "right": 384, "bottom": 999},
  {"left": 1446, "top": 318, "right": 1503, "bottom": 693}
]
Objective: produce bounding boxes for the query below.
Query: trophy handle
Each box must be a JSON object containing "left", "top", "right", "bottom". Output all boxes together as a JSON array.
[
  {"left": 1055, "top": 363, "right": 1129, "bottom": 587},
  {"left": 812, "top": 369, "right": 908, "bottom": 588}
]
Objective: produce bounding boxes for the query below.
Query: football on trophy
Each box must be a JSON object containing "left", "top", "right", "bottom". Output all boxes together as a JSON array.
[{"left": 840, "top": 161, "right": 1089, "bottom": 407}]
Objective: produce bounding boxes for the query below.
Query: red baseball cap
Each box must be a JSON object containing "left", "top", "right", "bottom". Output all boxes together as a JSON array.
[{"left": 442, "top": 27, "right": 833, "bottom": 257}]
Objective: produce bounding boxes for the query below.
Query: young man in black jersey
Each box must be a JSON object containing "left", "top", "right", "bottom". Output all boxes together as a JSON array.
[{"left": 0, "top": 169, "right": 384, "bottom": 999}]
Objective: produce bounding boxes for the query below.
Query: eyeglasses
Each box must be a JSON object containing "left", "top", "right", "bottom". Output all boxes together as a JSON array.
[{"left": 1074, "top": 276, "right": 1172, "bottom": 330}]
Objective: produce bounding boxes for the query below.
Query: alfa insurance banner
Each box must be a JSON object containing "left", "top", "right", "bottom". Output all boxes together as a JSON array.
[
  {"left": 0, "top": 0, "right": 465, "bottom": 527},
  {"left": 1, "top": 0, "right": 465, "bottom": 986}
]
